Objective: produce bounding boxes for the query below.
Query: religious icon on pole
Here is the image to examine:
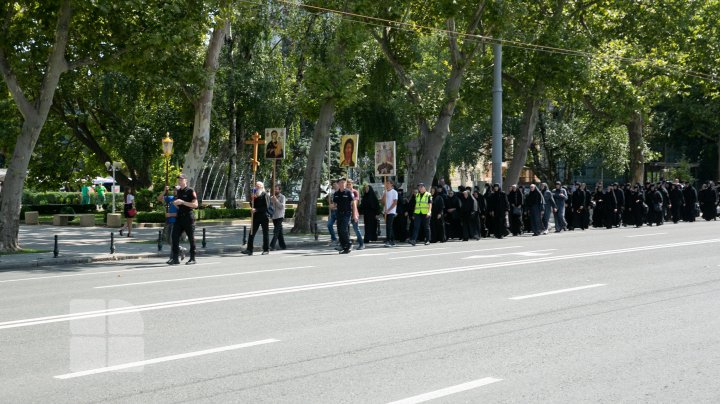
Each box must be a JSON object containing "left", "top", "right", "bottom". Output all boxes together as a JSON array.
[
  {"left": 375, "top": 141, "right": 396, "bottom": 176},
  {"left": 339, "top": 135, "right": 358, "bottom": 167},
  {"left": 264, "top": 128, "right": 286, "bottom": 159}
]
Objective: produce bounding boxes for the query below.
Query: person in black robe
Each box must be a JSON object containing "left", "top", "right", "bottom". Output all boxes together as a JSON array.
[
  {"left": 431, "top": 186, "right": 446, "bottom": 243},
  {"left": 668, "top": 183, "right": 685, "bottom": 224},
  {"left": 459, "top": 190, "right": 475, "bottom": 241},
  {"left": 591, "top": 184, "right": 604, "bottom": 228},
  {"left": 508, "top": 184, "right": 524, "bottom": 236},
  {"left": 628, "top": 184, "right": 645, "bottom": 227},
  {"left": 571, "top": 184, "right": 588, "bottom": 230},
  {"left": 682, "top": 182, "right": 698, "bottom": 222},
  {"left": 602, "top": 187, "right": 617, "bottom": 229},
  {"left": 360, "top": 184, "right": 380, "bottom": 243},
  {"left": 487, "top": 184, "right": 509, "bottom": 239},
  {"left": 394, "top": 188, "right": 409, "bottom": 242},
  {"left": 473, "top": 190, "right": 487, "bottom": 238},
  {"left": 647, "top": 184, "right": 664, "bottom": 226},
  {"left": 445, "top": 189, "right": 462, "bottom": 239},
  {"left": 525, "top": 183, "right": 544, "bottom": 236},
  {"left": 699, "top": 183, "right": 717, "bottom": 221}
]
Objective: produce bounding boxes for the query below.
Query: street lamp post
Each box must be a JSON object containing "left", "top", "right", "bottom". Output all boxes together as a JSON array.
[
  {"left": 162, "top": 133, "right": 174, "bottom": 212},
  {"left": 104, "top": 161, "right": 122, "bottom": 213}
]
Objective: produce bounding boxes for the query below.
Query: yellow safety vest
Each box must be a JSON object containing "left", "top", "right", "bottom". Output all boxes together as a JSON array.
[{"left": 414, "top": 192, "right": 432, "bottom": 215}]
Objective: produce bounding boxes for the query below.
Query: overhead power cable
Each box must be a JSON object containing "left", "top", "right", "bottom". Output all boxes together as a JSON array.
[{"left": 263, "top": 0, "right": 718, "bottom": 83}]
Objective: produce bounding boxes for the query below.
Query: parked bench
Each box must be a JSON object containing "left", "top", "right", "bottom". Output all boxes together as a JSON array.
[{"left": 53, "top": 213, "right": 95, "bottom": 227}]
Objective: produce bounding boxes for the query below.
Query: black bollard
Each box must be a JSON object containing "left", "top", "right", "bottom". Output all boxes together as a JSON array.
[
  {"left": 53, "top": 235, "right": 59, "bottom": 258},
  {"left": 243, "top": 225, "right": 247, "bottom": 245},
  {"left": 110, "top": 232, "right": 115, "bottom": 254},
  {"left": 202, "top": 228, "right": 207, "bottom": 248},
  {"left": 314, "top": 222, "right": 319, "bottom": 241},
  {"left": 158, "top": 230, "right": 163, "bottom": 251}
]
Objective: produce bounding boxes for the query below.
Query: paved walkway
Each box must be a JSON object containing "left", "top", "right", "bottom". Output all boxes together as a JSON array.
[{"left": 0, "top": 220, "right": 350, "bottom": 270}]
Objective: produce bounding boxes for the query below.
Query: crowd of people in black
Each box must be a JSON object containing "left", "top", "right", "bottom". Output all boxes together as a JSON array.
[{"left": 364, "top": 179, "right": 720, "bottom": 243}]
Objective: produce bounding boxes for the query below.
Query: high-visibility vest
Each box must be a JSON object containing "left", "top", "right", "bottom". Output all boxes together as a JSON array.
[{"left": 414, "top": 192, "right": 432, "bottom": 214}]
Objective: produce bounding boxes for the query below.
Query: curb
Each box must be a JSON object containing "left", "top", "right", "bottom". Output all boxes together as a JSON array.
[{"left": 0, "top": 239, "right": 330, "bottom": 271}]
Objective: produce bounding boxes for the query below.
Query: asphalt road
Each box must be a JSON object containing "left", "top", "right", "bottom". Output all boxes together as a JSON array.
[{"left": 2, "top": 220, "right": 720, "bottom": 403}]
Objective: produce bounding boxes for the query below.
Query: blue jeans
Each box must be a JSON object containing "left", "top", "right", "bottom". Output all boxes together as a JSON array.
[
  {"left": 336, "top": 212, "right": 351, "bottom": 250},
  {"left": 327, "top": 209, "right": 337, "bottom": 241},
  {"left": 351, "top": 218, "right": 364, "bottom": 246}
]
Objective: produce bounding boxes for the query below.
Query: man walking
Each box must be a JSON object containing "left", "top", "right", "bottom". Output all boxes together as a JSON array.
[
  {"left": 526, "top": 183, "right": 545, "bottom": 236},
  {"left": 381, "top": 180, "right": 398, "bottom": 247},
  {"left": 552, "top": 181, "right": 568, "bottom": 232},
  {"left": 333, "top": 178, "right": 357, "bottom": 254},
  {"left": 270, "top": 184, "right": 286, "bottom": 250},
  {"left": 242, "top": 182, "right": 271, "bottom": 255},
  {"left": 169, "top": 174, "right": 198, "bottom": 265},
  {"left": 410, "top": 183, "right": 432, "bottom": 246}
]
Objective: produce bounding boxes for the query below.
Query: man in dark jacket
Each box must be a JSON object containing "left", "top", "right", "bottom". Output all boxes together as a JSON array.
[
  {"left": 508, "top": 184, "right": 524, "bottom": 236},
  {"left": 487, "top": 184, "right": 509, "bottom": 239},
  {"left": 682, "top": 182, "right": 698, "bottom": 222},
  {"left": 669, "top": 183, "right": 685, "bottom": 224},
  {"left": 431, "top": 186, "right": 446, "bottom": 243}
]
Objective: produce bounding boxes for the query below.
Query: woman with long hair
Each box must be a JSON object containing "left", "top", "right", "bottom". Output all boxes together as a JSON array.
[{"left": 119, "top": 187, "right": 136, "bottom": 237}]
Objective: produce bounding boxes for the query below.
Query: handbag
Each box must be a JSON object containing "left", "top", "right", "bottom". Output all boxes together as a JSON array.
[
  {"left": 512, "top": 206, "right": 522, "bottom": 216},
  {"left": 127, "top": 208, "right": 137, "bottom": 217}
]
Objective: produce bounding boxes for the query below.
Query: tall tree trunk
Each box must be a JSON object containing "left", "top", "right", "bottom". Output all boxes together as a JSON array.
[
  {"left": 224, "top": 31, "right": 238, "bottom": 208},
  {"left": 0, "top": 0, "right": 72, "bottom": 252},
  {"left": 627, "top": 111, "right": 644, "bottom": 184},
  {"left": 505, "top": 97, "right": 542, "bottom": 186},
  {"left": 181, "top": 20, "right": 229, "bottom": 188},
  {"left": 291, "top": 99, "right": 336, "bottom": 233}
]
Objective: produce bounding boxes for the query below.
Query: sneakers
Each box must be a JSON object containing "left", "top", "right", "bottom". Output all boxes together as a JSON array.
[
  {"left": 241, "top": 250, "right": 253, "bottom": 256},
  {"left": 339, "top": 248, "right": 350, "bottom": 254},
  {"left": 167, "top": 259, "right": 180, "bottom": 265},
  {"left": 357, "top": 244, "right": 365, "bottom": 250},
  {"left": 261, "top": 251, "right": 269, "bottom": 255},
  {"left": 185, "top": 258, "right": 196, "bottom": 265},
  {"left": 410, "top": 240, "right": 416, "bottom": 246},
  {"left": 424, "top": 241, "right": 429, "bottom": 245}
]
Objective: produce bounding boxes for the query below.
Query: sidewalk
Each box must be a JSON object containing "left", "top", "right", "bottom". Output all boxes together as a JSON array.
[{"left": 0, "top": 220, "right": 341, "bottom": 270}]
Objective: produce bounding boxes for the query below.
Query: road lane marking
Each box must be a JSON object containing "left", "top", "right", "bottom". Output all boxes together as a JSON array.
[
  {"left": 352, "top": 247, "right": 447, "bottom": 257},
  {"left": 2, "top": 238, "right": 719, "bottom": 330},
  {"left": 0, "top": 263, "right": 222, "bottom": 284},
  {"left": 626, "top": 233, "right": 667, "bottom": 238},
  {"left": 94, "top": 266, "right": 316, "bottom": 289},
  {"left": 387, "top": 377, "right": 502, "bottom": 404},
  {"left": 389, "top": 246, "right": 522, "bottom": 260},
  {"left": 54, "top": 339, "right": 279, "bottom": 379},
  {"left": 509, "top": 284, "right": 607, "bottom": 300},
  {"left": 464, "top": 249, "right": 556, "bottom": 259}
]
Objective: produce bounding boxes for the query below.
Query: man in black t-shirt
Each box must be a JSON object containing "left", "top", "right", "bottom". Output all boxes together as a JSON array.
[
  {"left": 332, "top": 178, "right": 358, "bottom": 254},
  {"left": 242, "top": 181, "right": 271, "bottom": 255},
  {"left": 170, "top": 174, "right": 198, "bottom": 265}
]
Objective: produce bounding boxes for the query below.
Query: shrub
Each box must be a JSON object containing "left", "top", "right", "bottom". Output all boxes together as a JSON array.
[
  {"left": 59, "top": 206, "right": 76, "bottom": 221},
  {"left": 135, "top": 211, "right": 166, "bottom": 223}
]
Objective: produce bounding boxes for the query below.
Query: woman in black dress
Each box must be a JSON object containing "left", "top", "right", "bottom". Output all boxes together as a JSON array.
[{"left": 360, "top": 184, "right": 380, "bottom": 243}]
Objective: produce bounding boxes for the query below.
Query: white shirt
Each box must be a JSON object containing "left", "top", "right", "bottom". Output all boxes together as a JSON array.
[
  {"left": 384, "top": 189, "right": 398, "bottom": 215},
  {"left": 125, "top": 194, "right": 135, "bottom": 204}
]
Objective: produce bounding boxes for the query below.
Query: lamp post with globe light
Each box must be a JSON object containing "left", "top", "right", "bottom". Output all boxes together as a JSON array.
[
  {"left": 104, "top": 161, "right": 122, "bottom": 213},
  {"left": 162, "top": 133, "right": 174, "bottom": 212}
]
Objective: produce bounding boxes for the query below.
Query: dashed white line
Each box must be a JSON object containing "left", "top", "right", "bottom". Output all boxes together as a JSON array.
[
  {"left": 626, "top": 233, "right": 667, "bottom": 238},
  {"left": 54, "top": 339, "right": 279, "bottom": 379},
  {"left": 352, "top": 247, "right": 447, "bottom": 257},
  {"left": 94, "top": 266, "right": 316, "bottom": 289},
  {"left": 509, "top": 284, "right": 606, "bottom": 300},
  {"left": 387, "top": 377, "right": 502, "bottom": 404},
  {"left": 389, "top": 246, "right": 522, "bottom": 260}
]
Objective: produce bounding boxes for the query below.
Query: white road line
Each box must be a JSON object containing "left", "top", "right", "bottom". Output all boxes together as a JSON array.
[
  {"left": 94, "top": 266, "right": 316, "bottom": 289},
  {"left": 0, "top": 262, "right": 222, "bottom": 284},
  {"left": 353, "top": 247, "right": 447, "bottom": 257},
  {"left": 387, "top": 377, "right": 502, "bottom": 404},
  {"left": 625, "top": 233, "right": 667, "bottom": 238},
  {"left": 463, "top": 249, "right": 556, "bottom": 259},
  {"left": 54, "top": 339, "right": 279, "bottom": 379},
  {"left": 2, "top": 238, "right": 718, "bottom": 331},
  {"left": 389, "top": 246, "right": 522, "bottom": 260},
  {"left": 508, "top": 284, "right": 606, "bottom": 300}
]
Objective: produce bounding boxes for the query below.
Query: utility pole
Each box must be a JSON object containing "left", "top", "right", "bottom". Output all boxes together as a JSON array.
[{"left": 492, "top": 41, "right": 503, "bottom": 188}]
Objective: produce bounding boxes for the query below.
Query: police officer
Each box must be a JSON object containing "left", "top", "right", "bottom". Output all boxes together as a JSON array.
[
  {"left": 332, "top": 178, "right": 357, "bottom": 254},
  {"left": 410, "top": 183, "right": 432, "bottom": 246},
  {"left": 169, "top": 174, "right": 198, "bottom": 265}
]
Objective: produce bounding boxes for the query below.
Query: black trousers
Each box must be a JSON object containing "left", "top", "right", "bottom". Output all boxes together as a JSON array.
[
  {"left": 172, "top": 214, "right": 196, "bottom": 260},
  {"left": 385, "top": 213, "right": 396, "bottom": 244},
  {"left": 247, "top": 214, "right": 269, "bottom": 252},
  {"left": 270, "top": 218, "right": 286, "bottom": 249},
  {"left": 337, "top": 212, "right": 351, "bottom": 249}
]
